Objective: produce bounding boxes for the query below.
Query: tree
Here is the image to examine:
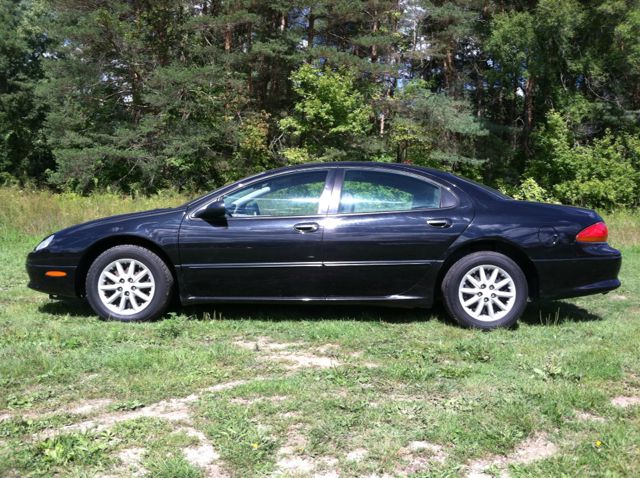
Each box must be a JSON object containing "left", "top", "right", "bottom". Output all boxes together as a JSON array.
[
  {"left": 0, "top": 0, "right": 637, "bottom": 209},
  {"left": 280, "top": 63, "right": 374, "bottom": 162},
  {"left": 0, "top": 0, "right": 52, "bottom": 184}
]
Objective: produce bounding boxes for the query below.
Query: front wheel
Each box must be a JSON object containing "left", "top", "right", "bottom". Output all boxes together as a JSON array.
[
  {"left": 86, "top": 245, "right": 173, "bottom": 322},
  {"left": 441, "top": 252, "right": 528, "bottom": 329}
]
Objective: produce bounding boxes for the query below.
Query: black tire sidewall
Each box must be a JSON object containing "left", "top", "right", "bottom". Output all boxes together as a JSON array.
[
  {"left": 442, "top": 252, "right": 528, "bottom": 329},
  {"left": 86, "top": 245, "right": 173, "bottom": 322}
]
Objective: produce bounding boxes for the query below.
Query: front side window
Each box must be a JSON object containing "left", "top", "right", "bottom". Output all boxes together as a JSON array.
[
  {"left": 338, "top": 170, "right": 441, "bottom": 214},
  {"left": 224, "top": 170, "right": 328, "bottom": 217}
]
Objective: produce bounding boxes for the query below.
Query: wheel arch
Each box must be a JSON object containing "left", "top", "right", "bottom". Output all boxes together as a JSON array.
[
  {"left": 75, "top": 235, "right": 179, "bottom": 298},
  {"left": 435, "top": 239, "right": 538, "bottom": 301}
]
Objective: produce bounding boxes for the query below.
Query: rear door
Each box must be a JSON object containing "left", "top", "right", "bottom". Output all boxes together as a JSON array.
[{"left": 321, "top": 168, "right": 472, "bottom": 299}]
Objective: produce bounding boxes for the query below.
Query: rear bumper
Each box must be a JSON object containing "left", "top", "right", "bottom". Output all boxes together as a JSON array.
[
  {"left": 534, "top": 253, "right": 621, "bottom": 300},
  {"left": 26, "top": 261, "right": 78, "bottom": 298}
]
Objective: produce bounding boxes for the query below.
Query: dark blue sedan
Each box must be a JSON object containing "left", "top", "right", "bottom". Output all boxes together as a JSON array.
[{"left": 26, "top": 162, "right": 621, "bottom": 329}]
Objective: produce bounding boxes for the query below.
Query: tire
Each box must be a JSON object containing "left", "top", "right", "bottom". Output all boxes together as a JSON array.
[
  {"left": 441, "top": 251, "right": 528, "bottom": 329},
  {"left": 86, "top": 245, "right": 173, "bottom": 322}
]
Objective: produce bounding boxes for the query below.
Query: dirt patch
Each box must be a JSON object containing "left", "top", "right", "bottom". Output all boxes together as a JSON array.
[
  {"left": 466, "top": 433, "right": 558, "bottom": 478},
  {"left": 611, "top": 395, "right": 640, "bottom": 408},
  {"left": 509, "top": 434, "right": 558, "bottom": 464},
  {"left": 234, "top": 337, "right": 303, "bottom": 352},
  {"left": 34, "top": 379, "right": 250, "bottom": 440},
  {"left": 176, "top": 426, "right": 229, "bottom": 478},
  {"left": 272, "top": 425, "right": 340, "bottom": 476},
  {"left": 314, "top": 471, "right": 340, "bottom": 478},
  {"left": 277, "top": 424, "right": 308, "bottom": 456},
  {"left": 609, "top": 294, "right": 627, "bottom": 301},
  {"left": 234, "top": 337, "right": 341, "bottom": 370},
  {"left": 1, "top": 398, "right": 114, "bottom": 423},
  {"left": 346, "top": 447, "right": 368, "bottom": 462},
  {"left": 275, "top": 352, "right": 340, "bottom": 369},
  {"left": 396, "top": 440, "right": 447, "bottom": 475},
  {"left": 69, "top": 398, "right": 114, "bottom": 415},
  {"left": 406, "top": 440, "right": 446, "bottom": 462},
  {"left": 575, "top": 411, "right": 606, "bottom": 423},
  {"left": 275, "top": 455, "right": 316, "bottom": 474},
  {"left": 117, "top": 447, "right": 146, "bottom": 477}
]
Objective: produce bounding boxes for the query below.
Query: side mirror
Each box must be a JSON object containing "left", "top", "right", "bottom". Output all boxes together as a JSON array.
[{"left": 194, "top": 200, "right": 227, "bottom": 220}]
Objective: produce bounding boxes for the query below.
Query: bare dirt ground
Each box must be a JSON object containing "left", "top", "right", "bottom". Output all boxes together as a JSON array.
[{"left": 5, "top": 336, "right": 597, "bottom": 477}]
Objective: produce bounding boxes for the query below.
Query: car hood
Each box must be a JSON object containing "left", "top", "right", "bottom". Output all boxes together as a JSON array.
[{"left": 53, "top": 207, "right": 187, "bottom": 238}]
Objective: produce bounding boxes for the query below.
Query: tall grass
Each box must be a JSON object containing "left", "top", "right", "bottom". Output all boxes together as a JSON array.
[
  {"left": 0, "top": 187, "right": 637, "bottom": 248},
  {"left": 0, "top": 187, "right": 195, "bottom": 238},
  {"left": 602, "top": 209, "right": 640, "bottom": 249}
]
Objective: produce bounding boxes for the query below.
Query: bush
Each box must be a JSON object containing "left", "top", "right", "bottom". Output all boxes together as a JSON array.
[
  {"left": 530, "top": 111, "right": 640, "bottom": 209},
  {"left": 510, "top": 177, "right": 557, "bottom": 203}
]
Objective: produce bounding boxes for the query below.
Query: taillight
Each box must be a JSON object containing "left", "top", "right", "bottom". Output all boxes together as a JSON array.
[{"left": 576, "top": 222, "right": 608, "bottom": 243}]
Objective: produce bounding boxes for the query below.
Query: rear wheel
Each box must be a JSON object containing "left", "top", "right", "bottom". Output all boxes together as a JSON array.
[
  {"left": 86, "top": 245, "right": 173, "bottom": 322},
  {"left": 442, "top": 251, "right": 528, "bottom": 329}
]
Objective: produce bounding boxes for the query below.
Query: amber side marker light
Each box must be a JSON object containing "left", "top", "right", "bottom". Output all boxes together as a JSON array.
[
  {"left": 45, "top": 271, "right": 67, "bottom": 278},
  {"left": 576, "top": 221, "right": 608, "bottom": 243}
]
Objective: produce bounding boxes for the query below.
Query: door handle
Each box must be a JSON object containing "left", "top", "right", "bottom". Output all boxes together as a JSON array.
[
  {"left": 427, "top": 219, "right": 452, "bottom": 228},
  {"left": 294, "top": 222, "right": 319, "bottom": 233}
]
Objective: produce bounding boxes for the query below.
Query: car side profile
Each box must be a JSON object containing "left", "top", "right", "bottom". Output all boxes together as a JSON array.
[{"left": 26, "top": 162, "right": 622, "bottom": 329}]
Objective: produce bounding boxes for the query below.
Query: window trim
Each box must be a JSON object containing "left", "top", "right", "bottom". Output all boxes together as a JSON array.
[
  {"left": 327, "top": 167, "right": 458, "bottom": 216},
  {"left": 189, "top": 168, "right": 335, "bottom": 221}
]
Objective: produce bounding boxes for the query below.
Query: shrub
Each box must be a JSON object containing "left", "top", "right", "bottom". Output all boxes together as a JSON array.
[
  {"left": 531, "top": 111, "right": 639, "bottom": 209},
  {"left": 511, "top": 177, "right": 557, "bottom": 203}
]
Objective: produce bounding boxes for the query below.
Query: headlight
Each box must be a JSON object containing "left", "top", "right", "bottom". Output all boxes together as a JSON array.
[{"left": 35, "top": 235, "right": 54, "bottom": 252}]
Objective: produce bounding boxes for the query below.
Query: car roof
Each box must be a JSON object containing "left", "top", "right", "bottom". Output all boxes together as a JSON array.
[
  {"left": 186, "top": 161, "right": 505, "bottom": 209},
  {"left": 265, "top": 161, "right": 446, "bottom": 178}
]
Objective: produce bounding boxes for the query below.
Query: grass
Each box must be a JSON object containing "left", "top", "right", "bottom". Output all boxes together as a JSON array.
[{"left": 0, "top": 187, "right": 639, "bottom": 477}]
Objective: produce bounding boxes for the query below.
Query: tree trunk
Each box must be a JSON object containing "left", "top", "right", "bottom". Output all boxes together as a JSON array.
[
  {"left": 371, "top": 15, "right": 378, "bottom": 62},
  {"left": 523, "top": 75, "right": 535, "bottom": 154},
  {"left": 224, "top": 25, "right": 232, "bottom": 52},
  {"left": 443, "top": 48, "right": 454, "bottom": 91},
  {"left": 308, "top": 13, "right": 315, "bottom": 49}
]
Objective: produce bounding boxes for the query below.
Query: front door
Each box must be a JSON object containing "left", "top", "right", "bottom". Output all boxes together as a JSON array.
[{"left": 179, "top": 169, "right": 333, "bottom": 300}]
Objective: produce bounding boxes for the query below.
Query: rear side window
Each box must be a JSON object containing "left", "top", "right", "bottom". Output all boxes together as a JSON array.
[{"left": 338, "top": 170, "right": 442, "bottom": 214}]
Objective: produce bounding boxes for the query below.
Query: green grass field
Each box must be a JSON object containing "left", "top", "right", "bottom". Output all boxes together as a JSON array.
[{"left": 0, "top": 187, "right": 639, "bottom": 477}]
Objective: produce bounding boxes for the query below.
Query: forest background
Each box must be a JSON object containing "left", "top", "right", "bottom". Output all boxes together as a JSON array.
[{"left": 2, "top": 0, "right": 640, "bottom": 209}]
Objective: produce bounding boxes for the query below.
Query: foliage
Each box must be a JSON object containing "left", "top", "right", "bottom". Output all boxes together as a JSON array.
[
  {"left": 531, "top": 111, "right": 639, "bottom": 209},
  {"left": 388, "top": 79, "right": 487, "bottom": 169},
  {"left": 280, "top": 63, "right": 373, "bottom": 161},
  {"left": 509, "top": 178, "right": 556, "bottom": 204},
  {"left": 0, "top": 0, "right": 52, "bottom": 183},
  {"left": 29, "top": 431, "right": 112, "bottom": 472},
  {"left": 0, "top": 0, "right": 639, "bottom": 208}
]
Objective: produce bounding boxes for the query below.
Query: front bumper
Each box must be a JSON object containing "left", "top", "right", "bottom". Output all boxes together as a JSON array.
[
  {"left": 26, "top": 260, "right": 78, "bottom": 298},
  {"left": 534, "top": 252, "right": 622, "bottom": 300}
]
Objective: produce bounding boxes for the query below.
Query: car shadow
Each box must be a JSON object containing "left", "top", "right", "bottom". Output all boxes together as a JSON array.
[
  {"left": 520, "top": 300, "right": 603, "bottom": 325},
  {"left": 179, "top": 302, "right": 456, "bottom": 325},
  {"left": 39, "top": 298, "right": 454, "bottom": 325},
  {"left": 39, "top": 298, "right": 601, "bottom": 326},
  {"left": 39, "top": 298, "right": 96, "bottom": 317}
]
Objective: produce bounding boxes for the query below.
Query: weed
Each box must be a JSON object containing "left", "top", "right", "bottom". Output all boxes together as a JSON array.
[
  {"left": 145, "top": 454, "right": 203, "bottom": 478},
  {"left": 29, "top": 431, "right": 113, "bottom": 471}
]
